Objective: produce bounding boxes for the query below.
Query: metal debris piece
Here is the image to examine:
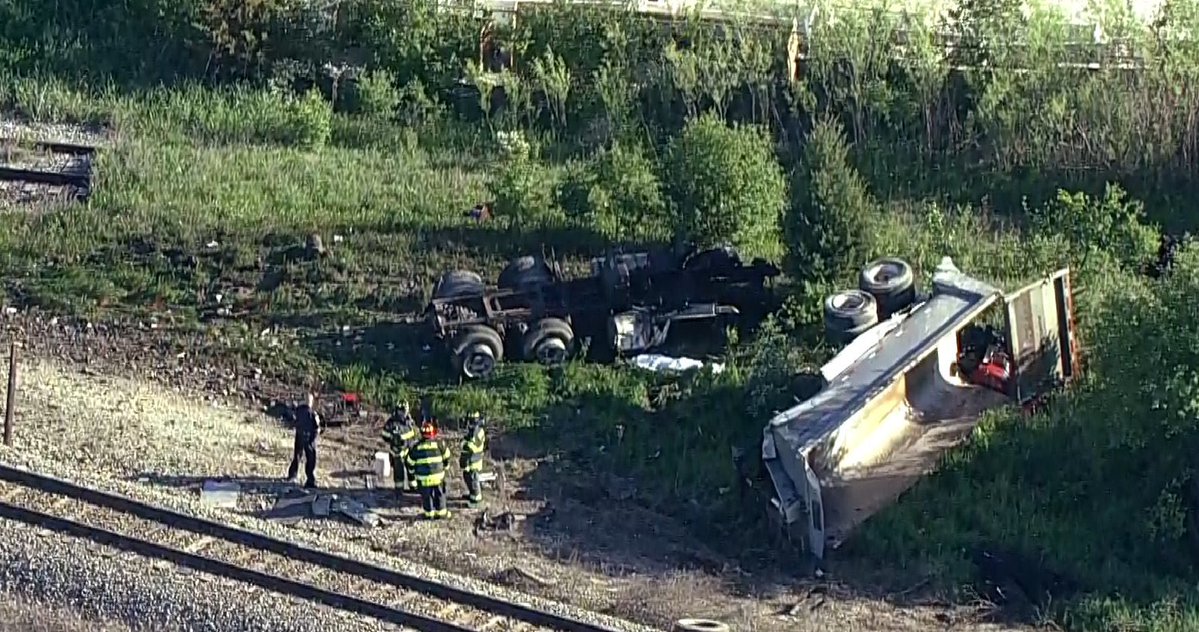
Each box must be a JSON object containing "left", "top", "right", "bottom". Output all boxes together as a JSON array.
[
  {"left": 199, "top": 481, "right": 241, "bottom": 508},
  {"left": 336, "top": 499, "right": 380, "bottom": 527},
  {"left": 312, "top": 495, "right": 332, "bottom": 517}
]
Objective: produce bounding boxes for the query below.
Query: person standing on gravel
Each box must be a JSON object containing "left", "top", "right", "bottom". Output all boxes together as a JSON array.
[
  {"left": 406, "top": 419, "right": 452, "bottom": 519},
  {"left": 459, "top": 412, "right": 487, "bottom": 508},
  {"left": 381, "top": 402, "right": 418, "bottom": 495},
  {"left": 286, "top": 393, "right": 322, "bottom": 489}
]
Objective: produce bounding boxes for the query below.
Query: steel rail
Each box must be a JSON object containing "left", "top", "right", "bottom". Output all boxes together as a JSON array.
[
  {"left": 0, "top": 463, "right": 630, "bottom": 632},
  {"left": 0, "top": 500, "right": 475, "bottom": 632}
]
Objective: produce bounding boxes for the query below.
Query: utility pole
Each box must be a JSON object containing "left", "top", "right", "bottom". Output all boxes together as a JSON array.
[{"left": 4, "top": 341, "right": 17, "bottom": 447}]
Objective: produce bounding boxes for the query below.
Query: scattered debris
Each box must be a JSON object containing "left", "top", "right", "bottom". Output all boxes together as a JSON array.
[
  {"left": 199, "top": 480, "right": 240, "bottom": 508},
  {"left": 336, "top": 498, "right": 380, "bottom": 527},
  {"left": 492, "top": 565, "right": 552, "bottom": 588},
  {"left": 475, "top": 508, "right": 522, "bottom": 535},
  {"left": 673, "top": 618, "right": 730, "bottom": 632},
  {"left": 305, "top": 233, "right": 327, "bottom": 258},
  {"left": 312, "top": 494, "right": 332, "bottom": 517},
  {"left": 632, "top": 353, "right": 725, "bottom": 375}
]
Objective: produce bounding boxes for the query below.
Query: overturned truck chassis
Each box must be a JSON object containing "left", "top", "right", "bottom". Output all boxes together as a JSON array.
[
  {"left": 426, "top": 247, "right": 781, "bottom": 378},
  {"left": 762, "top": 258, "right": 1080, "bottom": 559}
]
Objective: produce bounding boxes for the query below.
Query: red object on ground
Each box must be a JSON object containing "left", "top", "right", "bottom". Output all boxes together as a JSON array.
[
  {"left": 342, "top": 393, "right": 360, "bottom": 405},
  {"left": 968, "top": 352, "right": 1011, "bottom": 394}
]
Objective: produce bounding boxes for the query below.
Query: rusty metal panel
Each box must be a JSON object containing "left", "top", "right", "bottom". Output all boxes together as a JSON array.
[{"left": 1004, "top": 268, "right": 1073, "bottom": 401}]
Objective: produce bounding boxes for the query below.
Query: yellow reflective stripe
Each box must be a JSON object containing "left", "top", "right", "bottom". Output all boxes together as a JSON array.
[{"left": 411, "top": 456, "right": 442, "bottom": 465}]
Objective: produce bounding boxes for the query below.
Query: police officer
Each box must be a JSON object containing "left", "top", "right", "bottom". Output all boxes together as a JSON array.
[
  {"left": 459, "top": 412, "right": 487, "bottom": 508},
  {"left": 381, "top": 402, "right": 418, "bottom": 495},
  {"left": 405, "top": 419, "right": 452, "bottom": 519},
  {"left": 286, "top": 393, "right": 322, "bottom": 489}
]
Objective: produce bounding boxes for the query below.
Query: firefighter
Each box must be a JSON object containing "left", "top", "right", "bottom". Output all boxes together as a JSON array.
[
  {"left": 286, "top": 393, "right": 322, "bottom": 489},
  {"left": 380, "top": 402, "right": 418, "bottom": 495},
  {"left": 405, "top": 419, "right": 452, "bottom": 519},
  {"left": 459, "top": 411, "right": 487, "bottom": 507}
]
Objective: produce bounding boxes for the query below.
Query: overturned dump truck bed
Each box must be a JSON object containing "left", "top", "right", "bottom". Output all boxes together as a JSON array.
[{"left": 763, "top": 258, "right": 1079, "bottom": 559}]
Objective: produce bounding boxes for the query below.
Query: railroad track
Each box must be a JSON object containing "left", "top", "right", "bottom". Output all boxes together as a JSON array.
[
  {"left": 0, "top": 138, "right": 95, "bottom": 207},
  {"left": 0, "top": 463, "right": 635, "bottom": 632}
]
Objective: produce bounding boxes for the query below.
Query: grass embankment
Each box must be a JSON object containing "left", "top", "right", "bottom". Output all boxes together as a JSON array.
[{"left": 3, "top": 0, "right": 1199, "bottom": 629}]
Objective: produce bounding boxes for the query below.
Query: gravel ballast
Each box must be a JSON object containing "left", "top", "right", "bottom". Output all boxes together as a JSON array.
[{"left": 0, "top": 516, "right": 400, "bottom": 632}]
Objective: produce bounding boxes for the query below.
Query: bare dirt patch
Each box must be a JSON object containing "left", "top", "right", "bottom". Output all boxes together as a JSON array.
[{"left": 0, "top": 320, "right": 1032, "bottom": 632}]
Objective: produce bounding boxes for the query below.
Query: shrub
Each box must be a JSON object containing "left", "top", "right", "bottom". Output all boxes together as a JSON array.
[
  {"left": 666, "top": 113, "right": 787, "bottom": 259},
  {"left": 283, "top": 88, "right": 333, "bottom": 149},
  {"left": 563, "top": 143, "right": 670, "bottom": 242},
  {"left": 787, "top": 116, "right": 878, "bottom": 283},
  {"left": 1029, "top": 183, "right": 1160, "bottom": 270},
  {"left": 353, "top": 69, "right": 401, "bottom": 118},
  {"left": 491, "top": 154, "right": 565, "bottom": 232}
]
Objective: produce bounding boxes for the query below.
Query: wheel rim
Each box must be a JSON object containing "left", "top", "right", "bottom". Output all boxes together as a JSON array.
[
  {"left": 832, "top": 293, "right": 864, "bottom": 310},
  {"left": 462, "top": 344, "right": 496, "bottom": 378},
  {"left": 535, "top": 337, "right": 568, "bottom": 365},
  {"left": 869, "top": 262, "right": 903, "bottom": 283}
]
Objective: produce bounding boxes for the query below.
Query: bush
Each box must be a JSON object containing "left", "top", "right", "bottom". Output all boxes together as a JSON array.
[
  {"left": 562, "top": 143, "right": 671, "bottom": 242},
  {"left": 666, "top": 114, "right": 787, "bottom": 259},
  {"left": 491, "top": 154, "right": 565, "bottom": 232},
  {"left": 353, "top": 69, "right": 401, "bottom": 118},
  {"left": 787, "top": 116, "right": 878, "bottom": 283},
  {"left": 283, "top": 88, "right": 333, "bottom": 149},
  {"left": 1029, "top": 183, "right": 1159, "bottom": 270}
]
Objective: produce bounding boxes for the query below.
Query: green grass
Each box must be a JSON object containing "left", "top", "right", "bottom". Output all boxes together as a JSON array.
[{"left": 2, "top": 35, "right": 1199, "bottom": 631}]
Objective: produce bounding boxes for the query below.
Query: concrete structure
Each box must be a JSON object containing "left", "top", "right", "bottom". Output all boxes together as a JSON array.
[{"left": 762, "top": 258, "right": 1078, "bottom": 559}]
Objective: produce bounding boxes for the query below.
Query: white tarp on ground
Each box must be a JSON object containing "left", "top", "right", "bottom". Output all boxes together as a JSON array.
[{"left": 632, "top": 354, "right": 726, "bottom": 375}]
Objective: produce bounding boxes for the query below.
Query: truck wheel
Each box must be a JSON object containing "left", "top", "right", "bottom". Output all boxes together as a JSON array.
[
  {"left": 434, "top": 270, "right": 484, "bottom": 300},
  {"left": 859, "top": 257, "right": 915, "bottom": 318},
  {"left": 684, "top": 246, "right": 742, "bottom": 273},
  {"left": 498, "top": 255, "right": 554, "bottom": 290},
  {"left": 521, "top": 317, "right": 574, "bottom": 366},
  {"left": 452, "top": 325, "right": 504, "bottom": 379},
  {"left": 824, "top": 289, "right": 879, "bottom": 345},
  {"left": 674, "top": 619, "right": 730, "bottom": 632}
]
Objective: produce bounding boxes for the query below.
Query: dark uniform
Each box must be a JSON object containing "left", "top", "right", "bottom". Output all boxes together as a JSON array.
[
  {"left": 405, "top": 423, "right": 452, "bottom": 519},
  {"left": 381, "top": 407, "right": 418, "bottom": 493},
  {"left": 286, "top": 402, "right": 322, "bottom": 488},
  {"left": 459, "top": 414, "right": 487, "bottom": 507}
]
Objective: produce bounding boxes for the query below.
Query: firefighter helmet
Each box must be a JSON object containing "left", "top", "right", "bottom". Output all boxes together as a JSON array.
[{"left": 420, "top": 420, "right": 437, "bottom": 439}]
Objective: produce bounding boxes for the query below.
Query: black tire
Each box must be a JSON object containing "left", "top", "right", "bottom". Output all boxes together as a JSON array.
[
  {"left": 434, "top": 270, "right": 484, "bottom": 300},
  {"left": 684, "top": 246, "right": 742, "bottom": 273},
  {"left": 497, "top": 255, "right": 554, "bottom": 290},
  {"left": 452, "top": 325, "right": 504, "bottom": 379},
  {"left": 858, "top": 257, "right": 915, "bottom": 318},
  {"left": 674, "top": 620, "right": 730, "bottom": 632},
  {"left": 521, "top": 317, "right": 574, "bottom": 365},
  {"left": 824, "top": 290, "right": 879, "bottom": 345}
]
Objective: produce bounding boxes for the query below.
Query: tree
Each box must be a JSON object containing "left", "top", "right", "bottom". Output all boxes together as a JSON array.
[
  {"left": 667, "top": 114, "right": 787, "bottom": 260},
  {"left": 563, "top": 142, "right": 671, "bottom": 242},
  {"left": 1030, "top": 183, "right": 1159, "bottom": 269},
  {"left": 786, "top": 116, "right": 878, "bottom": 282}
]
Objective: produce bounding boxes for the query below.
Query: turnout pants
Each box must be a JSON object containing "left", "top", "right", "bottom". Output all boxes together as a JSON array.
[
  {"left": 287, "top": 434, "right": 317, "bottom": 488},
  {"left": 463, "top": 470, "right": 483, "bottom": 506},
  {"left": 418, "top": 483, "right": 449, "bottom": 519},
  {"left": 389, "top": 454, "right": 416, "bottom": 492}
]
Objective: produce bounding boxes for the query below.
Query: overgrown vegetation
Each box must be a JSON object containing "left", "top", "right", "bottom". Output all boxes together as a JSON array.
[{"left": 2, "top": 0, "right": 1199, "bottom": 628}]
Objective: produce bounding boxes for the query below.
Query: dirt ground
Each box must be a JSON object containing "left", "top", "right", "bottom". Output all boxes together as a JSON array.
[{"left": 0, "top": 314, "right": 1028, "bottom": 632}]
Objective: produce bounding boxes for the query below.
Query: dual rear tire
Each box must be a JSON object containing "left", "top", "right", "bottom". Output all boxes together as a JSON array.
[
  {"left": 449, "top": 318, "right": 575, "bottom": 380},
  {"left": 823, "top": 257, "right": 917, "bottom": 345}
]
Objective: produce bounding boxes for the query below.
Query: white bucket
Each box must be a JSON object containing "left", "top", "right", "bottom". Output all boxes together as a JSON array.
[{"left": 373, "top": 452, "right": 391, "bottom": 478}]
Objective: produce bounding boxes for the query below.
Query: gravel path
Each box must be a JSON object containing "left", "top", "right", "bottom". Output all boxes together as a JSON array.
[{"left": 0, "top": 516, "right": 400, "bottom": 632}]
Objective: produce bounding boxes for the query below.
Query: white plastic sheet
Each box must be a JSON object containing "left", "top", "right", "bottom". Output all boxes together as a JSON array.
[{"left": 631, "top": 353, "right": 725, "bottom": 375}]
